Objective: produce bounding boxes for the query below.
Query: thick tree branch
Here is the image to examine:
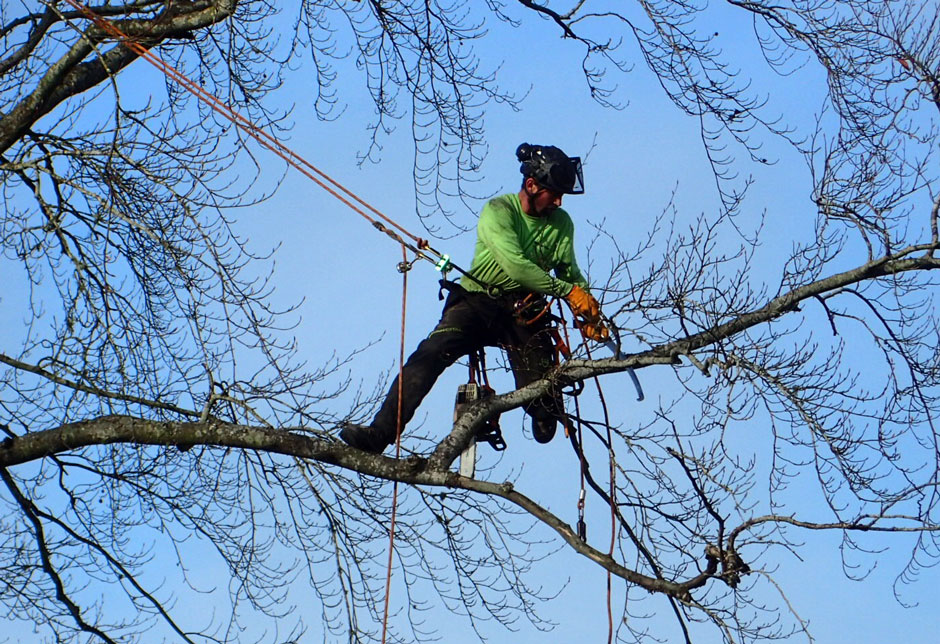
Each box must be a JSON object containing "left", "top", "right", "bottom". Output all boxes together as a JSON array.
[
  {"left": 0, "top": 413, "right": 717, "bottom": 601},
  {"left": 428, "top": 243, "right": 940, "bottom": 469}
]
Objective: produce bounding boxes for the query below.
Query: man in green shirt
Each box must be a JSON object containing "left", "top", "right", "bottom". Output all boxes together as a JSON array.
[{"left": 341, "top": 143, "right": 607, "bottom": 454}]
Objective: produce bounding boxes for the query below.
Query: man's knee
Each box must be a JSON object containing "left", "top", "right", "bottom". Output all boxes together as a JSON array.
[{"left": 410, "top": 326, "right": 471, "bottom": 366}]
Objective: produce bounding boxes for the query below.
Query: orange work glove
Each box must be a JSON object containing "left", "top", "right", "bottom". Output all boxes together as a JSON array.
[
  {"left": 581, "top": 321, "right": 610, "bottom": 342},
  {"left": 565, "top": 285, "right": 600, "bottom": 321}
]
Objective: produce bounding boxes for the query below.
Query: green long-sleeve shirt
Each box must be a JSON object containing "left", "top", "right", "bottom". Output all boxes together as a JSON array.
[{"left": 460, "top": 193, "right": 589, "bottom": 298}]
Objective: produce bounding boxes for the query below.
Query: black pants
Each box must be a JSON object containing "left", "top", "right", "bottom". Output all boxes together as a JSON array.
[{"left": 371, "top": 287, "right": 563, "bottom": 440}]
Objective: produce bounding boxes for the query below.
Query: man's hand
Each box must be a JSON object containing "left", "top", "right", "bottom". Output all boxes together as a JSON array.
[
  {"left": 567, "top": 286, "right": 610, "bottom": 343},
  {"left": 581, "top": 321, "right": 610, "bottom": 342},
  {"left": 566, "top": 285, "right": 600, "bottom": 321}
]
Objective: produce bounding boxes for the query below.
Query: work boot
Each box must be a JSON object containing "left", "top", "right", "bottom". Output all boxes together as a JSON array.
[
  {"left": 531, "top": 416, "right": 557, "bottom": 444},
  {"left": 339, "top": 423, "right": 393, "bottom": 454}
]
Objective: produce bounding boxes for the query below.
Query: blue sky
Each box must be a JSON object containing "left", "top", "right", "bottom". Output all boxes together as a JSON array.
[{"left": 3, "top": 2, "right": 940, "bottom": 643}]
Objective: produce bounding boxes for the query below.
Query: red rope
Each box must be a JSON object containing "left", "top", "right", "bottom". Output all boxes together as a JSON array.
[
  {"left": 580, "top": 337, "right": 617, "bottom": 644},
  {"left": 559, "top": 300, "right": 618, "bottom": 644},
  {"left": 557, "top": 305, "right": 590, "bottom": 552},
  {"left": 381, "top": 245, "right": 409, "bottom": 642},
  {"left": 60, "top": 0, "right": 425, "bottom": 248}
]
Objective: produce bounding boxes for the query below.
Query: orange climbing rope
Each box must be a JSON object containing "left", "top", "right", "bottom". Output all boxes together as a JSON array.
[
  {"left": 380, "top": 245, "right": 410, "bottom": 644},
  {"left": 59, "top": 0, "right": 444, "bottom": 267},
  {"left": 56, "top": 4, "right": 418, "bottom": 636}
]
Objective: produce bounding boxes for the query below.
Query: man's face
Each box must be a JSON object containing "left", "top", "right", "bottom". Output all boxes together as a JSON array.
[{"left": 527, "top": 181, "right": 563, "bottom": 216}]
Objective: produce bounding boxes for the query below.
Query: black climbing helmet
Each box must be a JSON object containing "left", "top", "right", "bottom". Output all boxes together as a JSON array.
[{"left": 516, "top": 143, "right": 584, "bottom": 195}]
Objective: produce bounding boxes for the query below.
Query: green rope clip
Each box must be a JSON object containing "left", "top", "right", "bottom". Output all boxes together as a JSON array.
[{"left": 434, "top": 254, "right": 452, "bottom": 274}]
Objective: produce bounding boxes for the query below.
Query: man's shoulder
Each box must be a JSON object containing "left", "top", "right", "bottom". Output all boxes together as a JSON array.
[
  {"left": 480, "top": 193, "right": 522, "bottom": 223},
  {"left": 483, "top": 193, "right": 520, "bottom": 213},
  {"left": 548, "top": 207, "right": 575, "bottom": 230}
]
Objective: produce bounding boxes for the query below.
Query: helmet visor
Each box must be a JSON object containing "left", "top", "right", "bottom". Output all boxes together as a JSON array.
[{"left": 547, "top": 155, "right": 583, "bottom": 195}]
